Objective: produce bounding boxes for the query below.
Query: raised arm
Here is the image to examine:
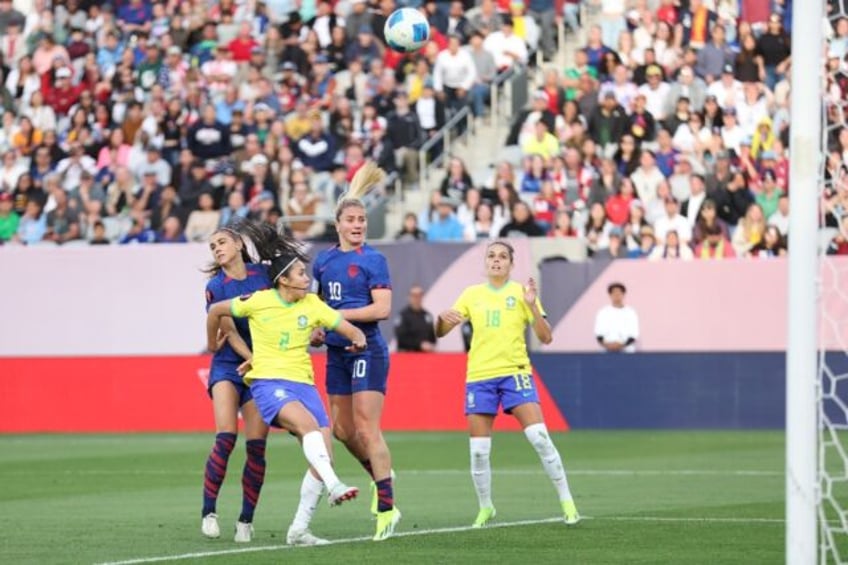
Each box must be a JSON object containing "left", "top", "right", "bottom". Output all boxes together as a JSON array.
[{"left": 524, "top": 278, "right": 552, "bottom": 345}]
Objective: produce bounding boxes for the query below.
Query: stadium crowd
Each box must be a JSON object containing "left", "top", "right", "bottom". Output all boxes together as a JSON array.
[{"left": 0, "top": 0, "right": 845, "bottom": 259}]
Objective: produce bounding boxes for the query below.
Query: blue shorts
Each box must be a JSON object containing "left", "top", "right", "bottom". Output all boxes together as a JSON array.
[
  {"left": 325, "top": 345, "right": 389, "bottom": 395},
  {"left": 465, "top": 374, "right": 540, "bottom": 415},
  {"left": 208, "top": 366, "right": 252, "bottom": 407},
  {"left": 249, "top": 379, "right": 330, "bottom": 428}
]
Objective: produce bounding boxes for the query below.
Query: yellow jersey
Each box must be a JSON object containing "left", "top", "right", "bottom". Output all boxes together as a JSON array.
[
  {"left": 452, "top": 281, "right": 545, "bottom": 383},
  {"left": 230, "top": 290, "right": 342, "bottom": 385}
]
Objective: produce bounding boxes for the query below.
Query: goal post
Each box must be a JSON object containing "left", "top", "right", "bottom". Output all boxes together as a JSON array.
[{"left": 786, "top": 0, "right": 823, "bottom": 563}]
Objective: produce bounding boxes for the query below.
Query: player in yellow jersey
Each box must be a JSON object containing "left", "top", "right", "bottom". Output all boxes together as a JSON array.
[
  {"left": 435, "top": 241, "right": 580, "bottom": 527},
  {"left": 206, "top": 251, "right": 364, "bottom": 510}
]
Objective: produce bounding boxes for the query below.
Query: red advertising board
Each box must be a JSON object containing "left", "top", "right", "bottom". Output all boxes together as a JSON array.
[{"left": 0, "top": 354, "right": 568, "bottom": 433}]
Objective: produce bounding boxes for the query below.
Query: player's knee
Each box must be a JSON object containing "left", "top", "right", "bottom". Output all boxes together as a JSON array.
[
  {"left": 332, "top": 421, "right": 354, "bottom": 444},
  {"left": 524, "top": 423, "right": 554, "bottom": 453},
  {"left": 353, "top": 424, "right": 381, "bottom": 449}
]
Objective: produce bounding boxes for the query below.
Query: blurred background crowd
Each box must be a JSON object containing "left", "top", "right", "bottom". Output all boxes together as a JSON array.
[{"left": 0, "top": 0, "right": 844, "bottom": 261}]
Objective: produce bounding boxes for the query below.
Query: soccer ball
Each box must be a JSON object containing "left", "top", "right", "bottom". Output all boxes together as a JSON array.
[{"left": 384, "top": 8, "right": 430, "bottom": 53}]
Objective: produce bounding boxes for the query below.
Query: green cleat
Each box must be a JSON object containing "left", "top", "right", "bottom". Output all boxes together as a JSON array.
[
  {"left": 472, "top": 506, "right": 497, "bottom": 528},
  {"left": 562, "top": 500, "right": 581, "bottom": 525},
  {"left": 373, "top": 507, "right": 402, "bottom": 541},
  {"left": 370, "top": 480, "right": 378, "bottom": 516}
]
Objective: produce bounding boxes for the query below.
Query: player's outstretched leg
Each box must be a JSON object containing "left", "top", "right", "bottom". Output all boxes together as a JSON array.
[
  {"left": 287, "top": 469, "right": 330, "bottom": 546},
  {"left": 470, "top": 436, "right": 496, "bottom": 527},
  {"left": 279, "top": 402, "right": 359, "bottom": 507},
  {"left": 201, "top": 431, "right": 236, "bottom": 538},
  {"left": 523, "top": 421, "right": 579, "bottom": 525}
]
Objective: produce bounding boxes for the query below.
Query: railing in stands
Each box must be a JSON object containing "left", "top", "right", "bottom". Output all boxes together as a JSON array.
[{"left": 416, "top": 105, "right": 475, "bottom": 191}]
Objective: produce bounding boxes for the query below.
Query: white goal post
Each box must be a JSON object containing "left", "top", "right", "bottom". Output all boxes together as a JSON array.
[{"left": 786, "top": 0, "right": 823, "bottom": 564}]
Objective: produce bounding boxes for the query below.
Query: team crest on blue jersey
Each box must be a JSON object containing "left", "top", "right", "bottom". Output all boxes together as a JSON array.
[
  {"left": 347, "top": 264, "right": 359, "bottom": 278},
  {"left": 505, "top": 296, "right": 517, "bottom": 310},
  {"left": 297, "top": 315, "right": 308, "bottom": 329}
]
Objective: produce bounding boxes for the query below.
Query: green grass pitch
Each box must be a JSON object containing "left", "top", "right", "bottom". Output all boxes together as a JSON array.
[{"left": 0, "top": 431, "right": 787, "bottom": 564}]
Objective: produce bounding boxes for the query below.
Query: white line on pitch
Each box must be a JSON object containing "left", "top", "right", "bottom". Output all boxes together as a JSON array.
[
  {"left": 94, "top": 515, "right": 784, "bottom": 565},
  {"left": 16, "top": 468, "right": 782, "bottom": 477}
]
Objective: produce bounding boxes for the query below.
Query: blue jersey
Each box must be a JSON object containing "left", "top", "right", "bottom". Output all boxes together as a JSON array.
[
  {"left": 205, "top": 263, "right": 271, "bottom": 371},
  {"left": 312, "top": 244, "right": 391, "bottom": 348}
]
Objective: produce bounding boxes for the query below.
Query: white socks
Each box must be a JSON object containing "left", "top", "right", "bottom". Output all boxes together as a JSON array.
[
  {"left": 302, "top": 431, "right": 340, "bottom": 490},
  {"left": 524, "top": 423, "right": 573, "bottom": 502},
  {"left": 290, "top": 470, "right": 324, "bottom": 531},
  {"left": 469, "top": 437, "right": 493, "bottom": 509}
]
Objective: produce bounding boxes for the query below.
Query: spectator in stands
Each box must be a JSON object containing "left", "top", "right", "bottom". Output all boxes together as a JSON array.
[
  {"left": 185, "top": 193, "right": 221, "bottom": 243},
  {"left": 440, "top": 157, "right": 474, "bottom": 203},
  {"left": 594, "top": 282, "right": 639, "bottom": 353},
  {"left": 187, "top": 104, "right": 231, "bottom": 161},
  {"left": 588, "top": 91, "right": 627, "bottom": 156},
  {"left": 285, "top": 180, "right": 325, "bottom": 241},
  {"left": 681, "top": 174, "right": 708, "bottom": 228},
  {"left": 506, "top": 90, "right": 556, "bottom": 148},
  {"left": 44, "top": 188, "right": 80, "bottom": 244},
  {"left": 594, "top": 227, "right": 627, "bottom": 260},
  {"left": 768, "top": 194, "right": 790, "bottom": 236},
  {"left": 654, "top": 196, "right": 693, "bottom": 245},
  {"left": 396, "top": 212, "right": 427, "bottom": 242},
  {"left": 499, "top": 201, "right": 544, "bottom": 238},
  {"left": 433, "top": 33, "right": 476, "bottom": 117},
  {"left": 696, "top": 22, "right": 734, "bottom": 82},
  {"left": 482, "top": 16, "right": 528, "bottom": 72},
  {"left": 387, "top": 89, "right": 424, "bottom": 188},
  {"left": 522, "top": 121, "right": 560, "bottom": 160},
  {"left": 466, "top": 31, "right": 496, "bottom": 118},
  {"left": 395, "top": 285, "right": 437, "bottom": 352},
  {"left": 693, "top": 223, "right": 735, "bottom": 259},
  {"left": 732, "top": 202, "right": 767, "bottom": 257},
  {"left": 427, "top": 196, "right": 466, "bottom": 241},
  {"left": 649, "top": 229, "right": 694, "bottom": 261},
  {"left": 0, "top": 191, "right": 19, "bottom": 242},
  {"left": 155, "top": 215, "right": 187, "bottom": 244},
  {"left": 712, "top": 170, "right": 754, "bottom": 228},
  {"left": 826, "top": 218, "right": 848, "bottom": 256},
  {"left": 749, "top": 224, "right": 787, "bottom": 258},
  {"left": 472, "top": 200, "right": 499, "bottom": 239}
]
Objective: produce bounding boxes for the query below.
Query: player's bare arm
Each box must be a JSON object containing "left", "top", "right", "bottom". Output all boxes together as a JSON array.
[
  {"left": 339, "top": 288, "right": 392, "bottom": 322},
  {"left": 206, "top": 300, "right": 233, "bottom": 352},
  {"left": 334, "top": 319, "right": 367, "bottom": 352},
  {"left": 524, "top": 278, "right": 552, "bottom": 345},
  {"left": 435, "top": 309, "right": 465, "bottom": 338},
  {"left": 219, "top": 316, "right": 252, "bottom": 359}
]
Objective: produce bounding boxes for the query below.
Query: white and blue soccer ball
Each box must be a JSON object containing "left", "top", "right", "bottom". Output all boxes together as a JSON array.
[{"left": 384, "top": 8, "right": 430, "bottom": 53}]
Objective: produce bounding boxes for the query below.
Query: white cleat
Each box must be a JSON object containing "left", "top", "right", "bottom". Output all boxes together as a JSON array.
[
  {"left": 286, "top": 527, "right": 330, "bottom": 546},
  {"left": 234, "top": 520, "right": 254, "bottom": 543},
  {"left": 327, "top": 482, "right": 359, "bottom": 507},
  {"left": 201, "top": 513, "right": 220, "bottom": 539}
]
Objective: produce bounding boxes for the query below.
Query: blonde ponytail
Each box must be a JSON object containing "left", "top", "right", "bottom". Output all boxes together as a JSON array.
[{"left": 335, "top": 161, "right": 386, "bottom": 220}]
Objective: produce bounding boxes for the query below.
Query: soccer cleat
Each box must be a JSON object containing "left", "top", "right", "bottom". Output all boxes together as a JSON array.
[
  {"left": 562, "top": 500, "right": 581, "bottom": 525},
  {"left": 286, "top": 527, "right": 330, "bottom": 546},
  {"left": 327, "top": 482, "right": 359, "bottom": 507},
  {"left": 201, "top": 513, "right": 220, "bottom": 538},
  {"left": 472, "top": 506, "right": 497, "bottom": 528},
  {"left": 234, "top": 520, "right": 253, "bottom": 543},
  {"left": 373, "top": 507, "right": 402, "bottom": 541}
]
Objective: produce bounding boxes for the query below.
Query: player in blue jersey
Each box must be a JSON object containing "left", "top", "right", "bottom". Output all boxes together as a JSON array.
[
  {"left": 435, "top": 241, "right": 580, "bottom": 527},
  {"left": 201, "top": 224, "right": 273, "bottom": 543},
  {"left": 311, "top": 163, "right": 401, "bottom": 541},
  {"left": 201, "top": 220, "right": 336, "bottom": 546}
]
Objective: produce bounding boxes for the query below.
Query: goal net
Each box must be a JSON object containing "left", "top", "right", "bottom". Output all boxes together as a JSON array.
[{"left": 817, "top": 2, "right": 848, "bottom": 563}]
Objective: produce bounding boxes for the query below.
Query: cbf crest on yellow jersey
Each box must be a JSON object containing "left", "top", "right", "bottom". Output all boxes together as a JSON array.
[
  {"left": 230, "top": 291, "right": 342, "bottom": 385},
  {"left": 452, "top": 281, "right": 545, "bottom": 383}
]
